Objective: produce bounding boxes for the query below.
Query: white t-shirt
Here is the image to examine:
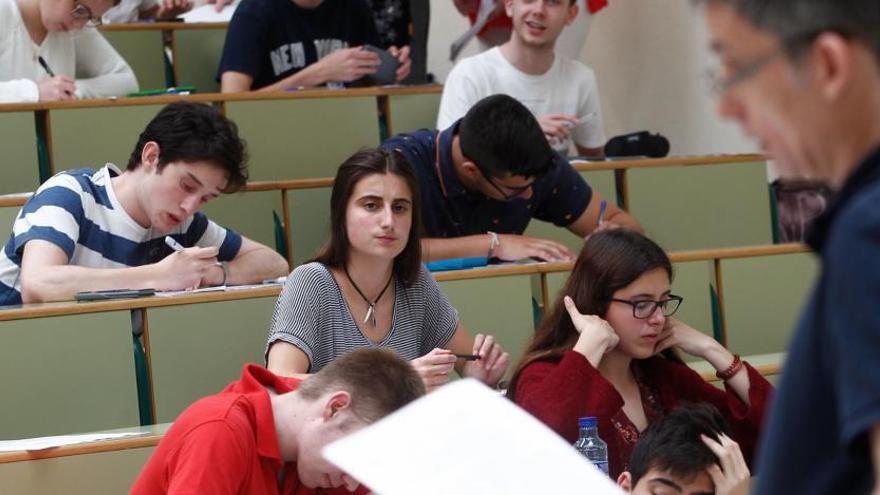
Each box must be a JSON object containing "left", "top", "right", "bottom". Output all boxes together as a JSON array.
[
  {"left": 437, "top": 47, "right": 605, "bottom": 155},
  {"left": 0, "top": 0, "right": 139, "bottom": 103}
]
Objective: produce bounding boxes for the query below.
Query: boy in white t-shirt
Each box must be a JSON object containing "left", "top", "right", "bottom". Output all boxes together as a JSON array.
[{"left": 438, "top": 0, "right": 605, "bottom": 157}]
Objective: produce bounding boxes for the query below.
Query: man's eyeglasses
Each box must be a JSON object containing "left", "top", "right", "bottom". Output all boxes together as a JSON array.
[
  {"left": 476, "top": 168, "right": 534, "bottom": 201},
  {"left": 72, "top": 2, "right": 102, "bottom": 27},
  {"left": 705, "top": 47, "right": 782, "bottom": 97},
  {"left": 609, "top": 295, "right": 683, "bottom": 319}
]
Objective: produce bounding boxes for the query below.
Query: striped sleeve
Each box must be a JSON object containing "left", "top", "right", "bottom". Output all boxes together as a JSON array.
[
  {"left": 11, "top": 183, "right": 86, "bottom": 262},
  {"left": 264, "top": 263, "right": 325, "bottom": 369},
  {"left": 188, "top": 213, "right": 242, "bottom": 262},
  {"left": 417, "top": 266, "right": 460, "bottom": 354}
]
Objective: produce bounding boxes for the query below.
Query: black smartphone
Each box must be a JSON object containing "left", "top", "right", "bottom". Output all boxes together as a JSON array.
[{"left": 75, "top": 289, "right": 156, "bottom": 302}]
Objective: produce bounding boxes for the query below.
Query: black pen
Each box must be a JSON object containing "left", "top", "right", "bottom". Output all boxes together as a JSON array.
[
  {"left": 454, "top": 354, "right": 481, "bottom": 361},
  {"left": 38, "top": 56, "right": 55, "bottom": 77}
]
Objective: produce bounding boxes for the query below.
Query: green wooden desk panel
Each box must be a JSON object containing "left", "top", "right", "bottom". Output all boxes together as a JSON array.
[
  {"left": 50, "top": 105, "right": 164, "bottom": 173},
  {"left": 387, "top": 93, "right": 442, "bottom": 135},
  {"left": 201, "top": 190, "right": 282, "bottom": 254},
  {"left": 439, "top": 275, "right": 535, "bottom": 371},
  {"left": 0, "top": 447, "right": 153, "bottom": 494},
  {"left": 174, "top": 29, "right": 226, "bottom": 94},
  {"left": 627, "top": 161, "right": 773, "bottom": 251},
  {"left": 522, "top": 170, "right": 616, "bottom": 254},
  {"left": 0, "top": 112, "right": 40, "bottom": 194},
  {"left": 147, "top": 297, "right": 278, "bottom": 423},
  {"left": 722, "top": 252, "right": 818, "bottom": 356},
  {"left": 225, "top": 97, "right": 380, "bottom": 181},
  {"left": 0, "top": 204, "right": 22, "bottom": 237},
  {"left": 543, "top": 261, "right": 714, "bottom": 345},
  {"left": 286, "top": 187, "right": 331, "bottom": 266},
  {"left": 102, "top": 30, "right": 166, "bottom": 91},
  {"left": 0, "top": 312, "right": 139, "bottom": 439}
]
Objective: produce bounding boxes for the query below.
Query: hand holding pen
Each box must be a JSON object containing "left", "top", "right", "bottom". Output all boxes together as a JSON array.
[
  {"left": 157, "top": 236, "right": 222, "bottom": 291},
  {"left": 37, "top": 56, "right": 76, "bottom": 102}
]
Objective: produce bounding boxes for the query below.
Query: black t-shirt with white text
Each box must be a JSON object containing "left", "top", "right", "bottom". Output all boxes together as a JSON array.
[{"left": 217, "top": 0, "right": 379, "bottom": 89}]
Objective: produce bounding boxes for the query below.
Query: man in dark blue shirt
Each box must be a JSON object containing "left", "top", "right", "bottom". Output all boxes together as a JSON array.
[
  {"left": 218, "top": 0, "right": 411, "bottom": 92},
  {"left": 383, "top": 94, "right": 640, "bottom": 261},
  {"left": 698, "top": 0, "right": 880, "bottom": 493}
]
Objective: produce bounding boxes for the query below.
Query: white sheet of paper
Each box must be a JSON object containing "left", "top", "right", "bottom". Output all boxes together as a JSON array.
[
  {"left": 0, "top": 432, "right": 144, "bottom": 452},
  {"left": 179, "top": 2, "right": 238, "bottom": 23},
  {"left": 323, "top": 379, "right": 624, "bottom": 495}
]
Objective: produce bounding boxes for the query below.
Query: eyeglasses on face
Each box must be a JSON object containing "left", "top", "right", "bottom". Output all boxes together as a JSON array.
[
  {"left": 71, "top": 2, "right": 102, "bottom": 27},
  {"left": 609, "top": 295, "right": 683, "bottom": 319},
  {"left": 475, "top": 167, "right": 534, "bottom": 201},
  {"left": 704, "top": 47, "right": 783, "bottom": 97}
]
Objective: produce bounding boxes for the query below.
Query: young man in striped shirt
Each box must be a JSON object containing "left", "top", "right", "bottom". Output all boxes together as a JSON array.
[{"left": 0, "top": 101, "right": 289, "bottom": 305}]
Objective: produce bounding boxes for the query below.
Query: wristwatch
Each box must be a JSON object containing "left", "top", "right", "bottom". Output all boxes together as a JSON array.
[
  {"left": 487, "top": 231, "right": 500, "bottom": 258},
  {"left": 220, "top": 261, "right": 229, "bottom": 286}
]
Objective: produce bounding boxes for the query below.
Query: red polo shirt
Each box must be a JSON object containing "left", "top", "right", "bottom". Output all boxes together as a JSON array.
[{"left": 131, "top": 365, "right": 364, "bottom": 495}]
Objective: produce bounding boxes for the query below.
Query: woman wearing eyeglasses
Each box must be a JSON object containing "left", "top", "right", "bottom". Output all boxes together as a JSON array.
[
  {"left": 507, "top": 229, "right": 773, "bottom": 479},
  {"left": 1, "top": 0, "right": 138, "bottom": 103}
]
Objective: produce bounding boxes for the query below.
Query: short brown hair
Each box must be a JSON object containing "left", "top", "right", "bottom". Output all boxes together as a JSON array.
[{"left": 298, "top": 348, "right": 425, "bottom": 423}]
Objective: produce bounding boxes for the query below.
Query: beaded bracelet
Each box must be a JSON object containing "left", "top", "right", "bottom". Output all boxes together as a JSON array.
[{"left": 716, "top": 354, "right": 743, "bottom": 381}]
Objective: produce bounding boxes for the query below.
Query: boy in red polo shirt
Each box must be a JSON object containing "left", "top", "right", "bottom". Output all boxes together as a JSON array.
[{"left": 131, "top": 348, "right": 425, "bottom": 494}]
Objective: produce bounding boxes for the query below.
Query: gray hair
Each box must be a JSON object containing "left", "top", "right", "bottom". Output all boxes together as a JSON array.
[{"left": 694, "top": 0, "right": 880, "bottom": 62}]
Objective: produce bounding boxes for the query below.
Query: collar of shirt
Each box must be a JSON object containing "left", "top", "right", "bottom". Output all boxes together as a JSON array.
[
  {"left": 436, "top": 120, "right": 469, "bottom": 198},
  {"left": 807, "top": 145, "right": 880, "bottom": 252},
  {"left": 234, "top": 364, "right": 300, "bottom": 469}
]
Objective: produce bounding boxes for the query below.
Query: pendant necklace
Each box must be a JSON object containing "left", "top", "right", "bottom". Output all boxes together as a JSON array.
[{"left": 343, "top": 266, "right": 393, "bottom": 327}]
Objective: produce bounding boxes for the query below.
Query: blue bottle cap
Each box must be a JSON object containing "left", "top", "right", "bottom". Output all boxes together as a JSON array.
[{"left": 578, "top": 416, "right": 597, "bottom": 428}]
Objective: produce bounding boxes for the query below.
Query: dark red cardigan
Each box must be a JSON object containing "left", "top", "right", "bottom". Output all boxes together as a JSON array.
[{"left": 513, "top": 351, "right": 774, "bottom": 478}]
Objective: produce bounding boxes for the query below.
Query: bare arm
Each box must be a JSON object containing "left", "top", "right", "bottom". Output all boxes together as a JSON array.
[
  {"left": 266, "top": 341, "right": 311, "bottom": 377},
  {"left": 19, "top": 240, "right": 219, "bottom": 303},
  {"left": 220, "top": 48, "right": 380, "bottom": 93},
  {"left": 222, "top": 236, "right": 289, "bottom": 285},
  {"left": 566, "top": 190, "right": 642, "bottom": 237},
  {"left": 421, "top": 234, "right": 574, "bottom": 262}
]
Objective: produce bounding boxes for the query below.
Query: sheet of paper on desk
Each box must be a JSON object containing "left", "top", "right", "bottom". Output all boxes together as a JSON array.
[
  {"left": 323, "top": 379, "right": 624, "bottom": 495},
  {"left": 154, "top": 285, "right": 228, "bottom": 297},
  {"left": 179, "top": 1, "right": 238, "bottom": 22},
  {"left": 0, "top": 432, "right": 143, "bottom": 452}
]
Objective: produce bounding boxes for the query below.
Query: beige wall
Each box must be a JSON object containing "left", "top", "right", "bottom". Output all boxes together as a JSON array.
[{"left": 426, "top": 0, "right": 758, "bottom": 156}]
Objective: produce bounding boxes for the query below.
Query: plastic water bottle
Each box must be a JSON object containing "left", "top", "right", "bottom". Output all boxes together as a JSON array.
[{"left": 574, "top": 416, "right": 609, "bottom": 476}]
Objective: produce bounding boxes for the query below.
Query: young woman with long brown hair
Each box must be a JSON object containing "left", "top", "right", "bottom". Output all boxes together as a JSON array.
[
  {"left": 265, "top": 148, "right": 509, "bottom": 391},
  {"left": 508, "top": 229, "right": 773, "bottom": 478}
]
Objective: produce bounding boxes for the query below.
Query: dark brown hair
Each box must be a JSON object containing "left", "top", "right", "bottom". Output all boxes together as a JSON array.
[
  {"left": 312, "top": 148, "right": 423, "bottom": 285},
  {"left": 508, "top": 229, "right": 679, "bottom": 399},
  {"left": 298, "top": 348, "right": 426, "bottom": 423},
  {"left": 127, "top": 102, "right": 248, "bottom": 193}
]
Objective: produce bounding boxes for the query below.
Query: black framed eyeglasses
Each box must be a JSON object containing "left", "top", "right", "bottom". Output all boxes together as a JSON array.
[
  {"left": 609, "top": 295, "right": 683, "bottom": 319},
  {"left": 71, "top": 2, "right": 102, "bottom": 27},
  {"left": 476, "top": 167, "right": 534, "bottom": 201}
]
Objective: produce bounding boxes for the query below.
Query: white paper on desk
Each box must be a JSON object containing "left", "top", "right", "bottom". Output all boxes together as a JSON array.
[
  {"left": 154, "top": 285, "right": 227, "bottom": 297},
  {"left": 0, "top": 432, "right": 143, "bottom": 452},
  {"left": 180, "top": 1, "right": 238, "bottom": 22},
  {"left": 323, "top": 379, "right": 624, "bottom": 495}
]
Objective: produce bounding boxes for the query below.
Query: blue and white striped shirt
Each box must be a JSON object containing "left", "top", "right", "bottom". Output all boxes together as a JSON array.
[{"left": 0, "top": 165, "right": 241, "bottom": 306}]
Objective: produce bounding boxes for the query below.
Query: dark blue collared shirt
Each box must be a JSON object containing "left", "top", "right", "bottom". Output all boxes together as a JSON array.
[
  {"left": 382, "top": 121, "right": 592, "bottom": 237},
  {"left": 756, "top": 146, "right": 880, "bottom": 495}
]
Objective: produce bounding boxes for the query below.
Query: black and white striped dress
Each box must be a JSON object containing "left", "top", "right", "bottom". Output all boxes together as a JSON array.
[{"left": 265, "top": 262, "right": 459, "bottom": 372}]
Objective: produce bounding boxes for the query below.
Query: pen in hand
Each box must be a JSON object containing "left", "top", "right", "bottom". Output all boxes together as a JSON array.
[
  {"left": 38, "top": 56, "right": 55, "bottom": 77},
  {"left": 164, "top": 235, "right": 186, "bottom": 253},
  {"left": 454, "top": 354, "right": 481, "bottom": 361},
  {"left": 597, "top": 199, "right": 608, "bottom": 226},
  {"left": 166, "top": 235, "right": 223, "bottom": 268}
]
